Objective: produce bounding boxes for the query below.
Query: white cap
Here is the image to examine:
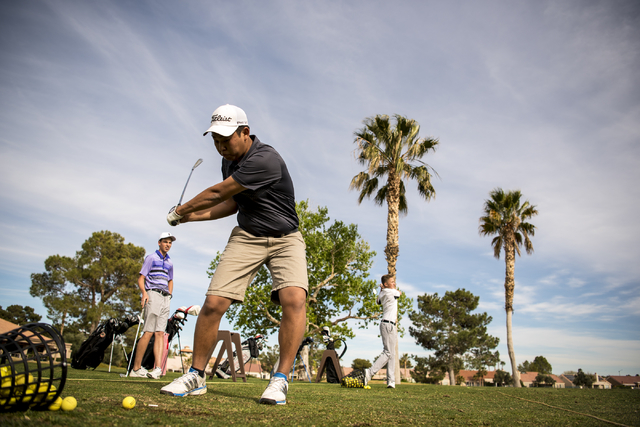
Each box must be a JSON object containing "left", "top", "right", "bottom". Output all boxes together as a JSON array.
[
  {"left": 159, "top": 232, "right": 176, "bottom": 242},
  {"left": 203, "top": 104, "right": 249, "bottom": 137}
]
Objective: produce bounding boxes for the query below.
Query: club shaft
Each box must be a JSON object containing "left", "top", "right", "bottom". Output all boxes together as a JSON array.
[
  {"left": 177, "top": 159, "right": 203, "bottom": 206},
  {"left": 177, "top": 169, "right": 195, "bottom": 205}
]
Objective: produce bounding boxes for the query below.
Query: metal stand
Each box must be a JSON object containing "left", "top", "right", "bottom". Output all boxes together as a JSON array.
[
  {"left": 125, "top": 312, "right": 144, "bottom": 377},
  {"left": 291, "top": 351, "right": 312, "bottom": 382}
]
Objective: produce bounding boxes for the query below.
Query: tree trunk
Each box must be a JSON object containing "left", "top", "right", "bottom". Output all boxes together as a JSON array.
[
  {"left": 506, "top": 309, "right": 520, "bottom": 387},
  {"left": 448, "top": 350, "right": 456, "bottom": 385},
  {"left": 504, "top": 238, "right": 521, "bottom": 387},
  {"left": 385, "top": 173, "right": 400, "bottom": 277}
]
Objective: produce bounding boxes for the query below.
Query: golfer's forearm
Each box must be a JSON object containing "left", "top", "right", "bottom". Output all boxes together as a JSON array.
[
  {"left": 183, "top": 199, "right": 238, "bottom": 222},
  {"left": 178, "top": 177, "right": 245, "bottom": 216}
]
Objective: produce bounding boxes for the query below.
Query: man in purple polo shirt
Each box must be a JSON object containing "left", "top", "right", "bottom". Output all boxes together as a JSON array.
[{"left": 130, "top": 232, "right": 176, "bottom": 379}]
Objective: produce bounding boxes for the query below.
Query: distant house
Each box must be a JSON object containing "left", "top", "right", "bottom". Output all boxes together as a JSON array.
[
  {"left": 559, "top": 373, "right": 611, "bottom": 389},
  {"left": 442, "top": 370, "right": 564, "bottom": 388},
  {"left": 607, "top": 375, "right": 640, "bottom": 388},
  {"left": 516, "top": 372, "right": 564, "bottom": 388}
]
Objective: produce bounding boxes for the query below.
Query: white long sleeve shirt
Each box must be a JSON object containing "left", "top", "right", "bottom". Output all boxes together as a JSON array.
[{"left": 377, "top": 288, "right": 401, "bottom": 322}]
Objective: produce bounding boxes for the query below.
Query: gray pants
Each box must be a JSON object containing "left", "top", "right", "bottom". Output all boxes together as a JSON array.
[{"left": 369, "top": 322, "right": 397, "bottom": 386}]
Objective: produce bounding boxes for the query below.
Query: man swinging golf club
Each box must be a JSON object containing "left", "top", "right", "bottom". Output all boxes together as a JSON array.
[{"left": 162, "top": 104, "right": 308, "bottom": 405}]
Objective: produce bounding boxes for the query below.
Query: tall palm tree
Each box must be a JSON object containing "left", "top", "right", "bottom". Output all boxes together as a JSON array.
[
  {"left": 350, "top": 114, "right": 439, "bottom": 277},
  {"left": 479, "top": 188, "right": 538, "bottom": 388},
  {"left": 350, "top": 114, "right": 438, "bottom": 381}
]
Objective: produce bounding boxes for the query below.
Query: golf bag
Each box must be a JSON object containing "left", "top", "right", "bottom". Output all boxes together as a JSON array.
[
  {"left": 321, "top": 326, "right": 347, "bottom": 384},
  {"left": 0, "top": 323, "right": 67, "bottom": 413},
  {"left": 71, "top": 315, "right": 139, "bottom": 370},
  {"left": 215, "top": 334, "right": 265, "bottom": 379},
  {"left": 128, "top": 305, "right": 199, "bottom": 374}
]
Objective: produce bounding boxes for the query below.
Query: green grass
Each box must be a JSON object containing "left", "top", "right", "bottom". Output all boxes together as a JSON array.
[{"left": 1, "top": 366, "right": 639, "bottom": 426}]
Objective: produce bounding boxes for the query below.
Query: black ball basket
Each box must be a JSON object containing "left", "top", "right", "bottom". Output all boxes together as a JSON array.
[{"left": 0, "top": 323, "right": 67, "bottom": 413}]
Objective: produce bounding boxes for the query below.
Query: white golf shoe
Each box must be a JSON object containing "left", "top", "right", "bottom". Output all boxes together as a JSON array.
[
  {"left": 259, "top": 374, "right": 288, "bottom": 405},
  {"left": 160, "top": 369, "right": 207, "bottom": 397},
  {"left": 364, "top": 368, "right": 372, "bottom": 385},
  {"left": 147, "top": 367, "right": 162, "bottom": 379},
  {"left": 129, "top": 367, "right": 149, "bottom": 378}
]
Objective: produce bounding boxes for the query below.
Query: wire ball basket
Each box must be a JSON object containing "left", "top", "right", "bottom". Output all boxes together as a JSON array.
[{"left": 0, "top": 323, "right": 67, "bottom": 413}]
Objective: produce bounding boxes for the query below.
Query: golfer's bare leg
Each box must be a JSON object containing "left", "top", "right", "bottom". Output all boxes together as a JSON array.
[
  {"left": 190, "top": 295, "right": 232, "bottom": 371},
  {"left": 153, "top": 330, "right": 164, "bottom": 368},
  {"left": 133, "top": 332, "right": 152, "bottom": 371},
  {"left": 275, "top": 287, "right": 307, "bottom": 375}
]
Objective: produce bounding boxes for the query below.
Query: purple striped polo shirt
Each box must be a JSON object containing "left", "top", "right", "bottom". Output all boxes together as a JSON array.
[{"left": 140, "top": 250, "right": 173, "bottom": 292}]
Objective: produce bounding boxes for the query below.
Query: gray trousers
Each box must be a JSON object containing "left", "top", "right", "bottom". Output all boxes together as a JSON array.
[{"left": 370, "top": 322, "right": 397, "bottom": 386}]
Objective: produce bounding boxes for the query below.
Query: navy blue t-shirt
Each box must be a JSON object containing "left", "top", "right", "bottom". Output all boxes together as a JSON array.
[{"left": 222, "top": 135, "right": 299, "bottom": 237}]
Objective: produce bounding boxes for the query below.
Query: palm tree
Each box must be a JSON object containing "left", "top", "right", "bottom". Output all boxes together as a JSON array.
[
  {"left": 350, "top": 114, "right": 439, "bottom": 277},
  {"left": 350, "top": 114, "right": 438, "bottom": 381},
  {"left": 479, "top": 188, "right": 538, "bottom": 388}
]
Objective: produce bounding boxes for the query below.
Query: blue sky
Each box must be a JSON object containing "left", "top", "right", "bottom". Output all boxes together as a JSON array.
[{"left": 1, "top": 0, "right": 638, "bottom": 377}]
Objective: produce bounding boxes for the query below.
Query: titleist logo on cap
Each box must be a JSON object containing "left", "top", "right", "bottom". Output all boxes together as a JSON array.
[{"left": 212, "top": 114, "right": 233, "bottom": 123}]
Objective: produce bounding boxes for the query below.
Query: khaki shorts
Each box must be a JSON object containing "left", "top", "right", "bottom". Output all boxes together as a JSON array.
[
  {"left": 207, "top": 227, "right": 308, "bottom": 305},
  {"left": 143, "top": 290, "right": 170, "bottom": 333}
]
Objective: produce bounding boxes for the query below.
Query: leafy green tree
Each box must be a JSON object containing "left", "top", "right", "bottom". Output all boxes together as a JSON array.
[
  {"left": 209, "top": 201, "right": 412, "bottom": 351},
  {"left": 30, "top": 231, "right": 145, "bottom": 333},
  {"left": 493, "top": 369, "right": 512, "bottom": 387},
  {"left": 350, "top": 114, "right": 438, "bottom": 379},
  {"left": 573, "top": 368, "right": 596, "bottom": 388},
  {"left": 351, "top": 358, "right": 372, "bottom": 370},
  {"left": 534, "top": 373, "right": 556, "bottom": 387},
  {"left": 467, "top": 345, "right": 500, "bottom": 373},
  {"left": 409, "top": 288, "right": 499, "bottom": 386},
  {"left": 519, "top": 355, "right": 552, "bottom": 374},
  {"left": 0, "top": 305, "right": 42, "bottom": 325},
  {"left": 259, "top": 345, "right": 280, "bottom": 376},
  {"left": 473, "top": 368, "right": 488, "bottom": 386},
  {"left": 410, "top": 355, "right": 448, "bottom": 384},
  {"left": 479, "top": 188, "right": 538, "bottom": 387}
]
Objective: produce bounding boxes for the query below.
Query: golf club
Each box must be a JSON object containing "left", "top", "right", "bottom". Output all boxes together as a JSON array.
[
  {"left": 169, "top": 158, "right": 203, "bottom": 226},
  {"left": 123, "top": 309, "right": 145, "bottom": 377},
  {"left": 177, "top": 158, "right": 203, "bottom": 206}
]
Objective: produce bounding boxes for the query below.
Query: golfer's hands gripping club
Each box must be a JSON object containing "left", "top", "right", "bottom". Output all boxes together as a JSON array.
[{"left": 167, "top": 205, "right": 184, "bottom": 226}]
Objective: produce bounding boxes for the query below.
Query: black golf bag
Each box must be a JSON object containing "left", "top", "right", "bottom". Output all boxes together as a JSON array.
[
  {"left": 321, "top": 327, "right": 347, "bottom": 384},
  {"left": 215, "top": 334, "right": 265, "bottom": 379},
  {"left": 71, "top": 315, "right": 139, "bottom": 370}
]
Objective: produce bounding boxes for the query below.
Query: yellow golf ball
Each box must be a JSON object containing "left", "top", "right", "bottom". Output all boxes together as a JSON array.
[
  {"left": 61, "top": 396, "right": 77, "bottom": 411},
  {"left": 49, "top": 396, "right": 63, "bottom": 411},
  {"left": 122, "top": 396, "right": 136, "bottom": 409}
]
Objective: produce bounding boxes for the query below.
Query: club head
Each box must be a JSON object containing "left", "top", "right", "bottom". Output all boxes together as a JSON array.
[
  {"left": 187, "top": 305, "right": 201, "bottom": 316},
  {"left": 175, "top": 311, "right": 185, "bottom": 320},
  {"left": 193, "top": 158, "right": 203, "bottom": 169}
]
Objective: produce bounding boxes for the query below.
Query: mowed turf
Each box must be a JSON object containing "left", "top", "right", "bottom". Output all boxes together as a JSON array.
[{"left": 1, "top": 367, "right": 639, "bottom": 426}]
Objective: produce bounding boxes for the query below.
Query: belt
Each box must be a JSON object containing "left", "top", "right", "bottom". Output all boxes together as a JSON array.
[
  {"left": 268, "top": 228, "right": 299, "bottom": 238},
  {"left": 381, "top": 319, "right": 396, "bottom": 325},
  {"left": 149, "top": 289, "right": 171, "bottom": 297}
]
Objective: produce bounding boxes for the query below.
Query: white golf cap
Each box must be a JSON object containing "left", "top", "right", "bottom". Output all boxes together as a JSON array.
[
  {"left": 203, "top": 104, "right": 249, "bottom": 137},
  {"left": 159, "top": 232, "right": 176, "bottom": 242}
]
